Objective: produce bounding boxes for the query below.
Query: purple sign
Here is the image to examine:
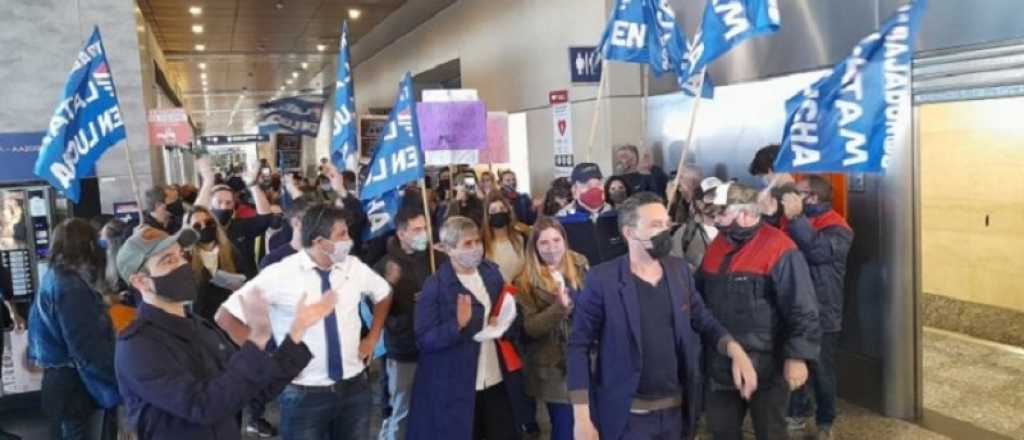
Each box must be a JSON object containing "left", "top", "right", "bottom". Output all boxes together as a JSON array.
[{"left": 416, "top": 101, "right": 487, "bottom": 150}]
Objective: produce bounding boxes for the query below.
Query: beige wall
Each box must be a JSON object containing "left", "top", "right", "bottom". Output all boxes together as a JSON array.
[
  {"left": 920, "top": 97, "right": 1024, "bottom": 312},
  {"left": 351, "top": 0, "right": 644, "bottom": 196}
]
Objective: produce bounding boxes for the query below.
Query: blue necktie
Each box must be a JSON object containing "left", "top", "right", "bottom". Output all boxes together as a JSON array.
[{"left": 316, "top": 268, "right": 344, "bottom": 381}]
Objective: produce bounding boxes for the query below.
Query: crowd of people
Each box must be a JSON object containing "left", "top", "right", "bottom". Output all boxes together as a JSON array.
[{"left": 16, "top": 143, "right": 853, "bottom": 440}]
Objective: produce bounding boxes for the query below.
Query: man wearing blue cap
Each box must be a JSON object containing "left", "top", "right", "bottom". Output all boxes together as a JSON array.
[{"left": 556, "top": 163, "right": 627, "bottom": 265}]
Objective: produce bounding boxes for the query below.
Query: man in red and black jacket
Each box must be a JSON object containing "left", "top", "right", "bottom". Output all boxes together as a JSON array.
[
  {"left": 780, "top": 175, "right": 854, "bottom": 438},
  {"left": 697, "top": 183, "right": 821, "bottom": 440}
]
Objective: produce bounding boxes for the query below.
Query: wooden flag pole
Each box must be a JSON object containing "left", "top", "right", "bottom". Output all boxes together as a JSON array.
[
  {"left": 640, "top": 64, "right": 649, "bottom": 150},
  {"left": 419, "top": 177, "right": 436, "bottom": 273},
  {"left": 667, "top": 67, "right": 707, "bottom": 208},
  {"left": 124, "top": 144, "right": 144, "bottom": 218},
  {"left": 586, "top": 60, "right": 610, "bottom": 163}
]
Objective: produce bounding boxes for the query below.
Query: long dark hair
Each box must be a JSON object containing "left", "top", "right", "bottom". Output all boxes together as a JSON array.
[{"left": 50, "top": 218, "right": 106, "bottom": 290}]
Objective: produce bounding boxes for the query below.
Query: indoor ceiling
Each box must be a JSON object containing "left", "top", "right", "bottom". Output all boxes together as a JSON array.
[{"left": 137, "top": 0, "right": 406, "bottom": 135}]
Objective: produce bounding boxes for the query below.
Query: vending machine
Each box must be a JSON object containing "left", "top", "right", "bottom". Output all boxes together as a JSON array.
[{"left": 0, "top": 132, "right": 66, "bottom": 399}]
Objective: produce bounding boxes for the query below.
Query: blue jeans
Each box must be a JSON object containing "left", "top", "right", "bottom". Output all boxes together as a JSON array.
[
  {"left": 378, "top": 359, "right": 416, "bottom": 440},
  {"left": 788, "top": 331, "right": 838, "bottom": 426},
  {"left": 546, "top": 403, "right": 574, "bottom": 440},
  {"left": 279, "top": 374, "right": 372, "bottom": 440}
]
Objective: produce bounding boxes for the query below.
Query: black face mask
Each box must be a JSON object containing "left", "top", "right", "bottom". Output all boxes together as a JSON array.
[
  {"left": 198, "top": 225, "right": 218, "bottom": 244},
  {"left": 803, "top": 201, "right": 830, "bottom": 217},
  {"left": 211, "top": 209, "right": 234, "bottom": 225},
  {"left": 724, "top": 221, "right": 760, "bottom": 244},
  {"left": 167, "top": 200, "right": 185, "bottom": 218},
  {"left": 642, "top": 229, "right": 674, "bottom": 260},
  {"left": 489, "top": 212, "right": 510, "bottom": 229},
  {"left": 150, "top": 264, "right": 198, "bottom": 302}
]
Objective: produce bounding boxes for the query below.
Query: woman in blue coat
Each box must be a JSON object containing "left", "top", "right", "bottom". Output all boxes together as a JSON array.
[
  {"left": 408, "top": 216, "right": 523, "bottom": 440},
  {"left": 28, "top": 218, "right": 120, "bottom": 439}
]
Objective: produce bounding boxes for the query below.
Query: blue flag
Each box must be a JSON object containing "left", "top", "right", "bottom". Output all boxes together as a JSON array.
[
  {"left": 359, "top": 73, "right": 424, "bottom": 201},
  {"left": 35, "top": 27, "right": 126, "bottom": 203},
  {"left": 362, "top": 189, "right": 403, "bottom": 241},
  {"left": 679, "top": 0, "right": 781, "bottom": 81},
  {"left": 258, "top": 95, "right": 324, "bottom": 137},
  {"left": 773, "top": 0, "right": 926, "bottom": 173},
  {"left": 598, "top": 0, "right": 714, "bottom": 98},
  {"left": 331, "top": 22, "right": 358, "bottom": 171}
]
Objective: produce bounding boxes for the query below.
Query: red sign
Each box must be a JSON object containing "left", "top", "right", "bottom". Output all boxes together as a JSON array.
[
  {"left": 549, "top": 90, "right": 569, "bottom": 105},
  {"left": 147, "top": 108, "right": 193, "bottom": 146}
]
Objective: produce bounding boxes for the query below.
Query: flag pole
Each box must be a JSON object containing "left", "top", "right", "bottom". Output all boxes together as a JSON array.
[
  {"left": 586, "top": 60, "right": 609, "bottom": 163},
  {"left": 640, "top": 64, "right": 649, "bottom": 150},
  {"left": 667, "top": 67, "right": 707, "bottom": 208},
  {"left": 123, "top": 143, "right": 144, "bottom": 217},
  {"left": 419, "top": 177, "right": 436, "bottom": 273}
]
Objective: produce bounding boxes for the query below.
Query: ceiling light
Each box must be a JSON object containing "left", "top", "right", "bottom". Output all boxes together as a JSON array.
[
  {"left": 202, "top": 80, "right": 208, "bottom": 86},
  {"left": 286, "top": 79, "right": 294, "bottom": 85},
  {"left": 316, "top": 44, "right": 327, "bottom": 52},
  {"left": 189, "top": 6, "right": 202, "bottom": 16},
  {"left": 275, "top": 2, "right": 284, "bottom": 10},
  {"left": 198, "top": 62, "right": 206, "bottom": 70},
  {"left": 348, "top": 8, "right": 361, "bottom": 19},
  {"left": 279, "top": 86, "right": 286, "bottom": 91},
  {"left": 300, "top": 62, "right": 309, "bottom": 70},
  {"left": 192, "top": 24, "right": 204, "bottom": 34},
  {"left": 291, "top": 71, "right": 300, "bottom": 78},
  {"left": 200, "top": 73, "right": 207, "bottom": 80},
  {"left": 195, "top": 43, "right": 206, "bottom": 51}
]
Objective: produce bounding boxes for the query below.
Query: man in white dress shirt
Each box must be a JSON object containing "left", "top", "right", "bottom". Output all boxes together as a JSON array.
[{"left": 216, "top": 204, "right": 392, "bottom": 440}]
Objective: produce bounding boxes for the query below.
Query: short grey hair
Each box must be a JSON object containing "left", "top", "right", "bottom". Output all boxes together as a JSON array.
[
  {"left": 439, "top": 216, "right": 478, "bottom": 249},
  {"left": 617, "top": 192, "right": 664, "bottom": 230}
]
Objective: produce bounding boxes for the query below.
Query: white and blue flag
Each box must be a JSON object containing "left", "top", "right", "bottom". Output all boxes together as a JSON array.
[
  {"left": 774, "top": 0, "right": 926, "bottom": 173},
  {"left": 257, "top": 95, "right": 324, "bottom": 137},
  {"left": 361, "top": 189, "right": 404, "bottom": 241},
  {"left": 359, "top": 73, "right": 423, "bottom": 202},
  {"left": 678, "top": 0, "right": 781, "bottom": 82},
  {"left": 330, "top": 22, "right": 358, "bottom": 171},
  {"left": 597, "top": 0, "right": 713, "bottom": 98},
  {"left": 35, "top": 27, "right": 126, "bottom": 203}
]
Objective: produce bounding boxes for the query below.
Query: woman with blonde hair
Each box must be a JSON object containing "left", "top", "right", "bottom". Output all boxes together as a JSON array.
[
  {"left": 515, "top": 216, "right": 589, "bottom": 440},
  {"left": 183, "top": 206, "right": 248, "bottom": 321},
  {"left": 482, "top": 191, "right": 530, "bottom": 282}
]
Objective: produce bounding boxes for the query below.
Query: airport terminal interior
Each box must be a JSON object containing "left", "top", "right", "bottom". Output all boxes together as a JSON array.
[{"left": 1, "top": 0, "right": 1023, "bottom": 439}]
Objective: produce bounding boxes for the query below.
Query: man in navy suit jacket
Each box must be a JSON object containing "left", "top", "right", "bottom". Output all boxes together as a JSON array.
[{"left": 568, "top": 192, "right": 758, "bottom": 439}]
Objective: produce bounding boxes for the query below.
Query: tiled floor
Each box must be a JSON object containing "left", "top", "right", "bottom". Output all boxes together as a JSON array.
[
  {"left": 923, "top": 327, "right": 1024, "bottom": 439},
  {"left": 11, "top": 333, "right": 1013, "bottom": 440}
]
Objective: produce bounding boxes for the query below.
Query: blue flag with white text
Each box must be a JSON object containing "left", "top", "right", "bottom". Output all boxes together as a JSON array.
[
  {"left": 679, "top": 0, "right": 781, "bottom": 82},
  {"left": 773, "top": 0, "right": 926, "bottom": 173},
  {"left": 331, "top": 22, "right": 358, "bottom": 171},
  {"left": 258, "top": 95, "right": 324, "bottom": 137},
  {"left": 598, "top": 0, "right": 714, "bottom": 98},
  {"left": 35, "top": 27, "right": 126, "bottom": 203},
  {"left": 361, "top": 189, "right": 403, "bottom": 241},
  {"left": 359, "top": 73, "right": 424, "bottom": 201}
]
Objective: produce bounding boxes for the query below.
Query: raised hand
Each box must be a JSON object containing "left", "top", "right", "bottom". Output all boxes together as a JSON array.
[
  {"left": 456, "top": 294, "right": 472, "bottom": 329},
  {"left": 288, "top": 290, "right": 339, "bottom": 343}
]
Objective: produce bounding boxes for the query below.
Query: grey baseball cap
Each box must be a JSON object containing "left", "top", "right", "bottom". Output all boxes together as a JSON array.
[{"left": 116, "top": 226, "right": 198, "bottom": 281}]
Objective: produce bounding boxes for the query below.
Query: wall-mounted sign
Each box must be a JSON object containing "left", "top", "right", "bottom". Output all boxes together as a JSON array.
[
  {"left": 200, "top": 134, "right": 269, "bottom": 146},
  {"left": 549, "top": 90, "right": 574, "bottom": 177},
  {"left": 569, "top": 47, "right": 602, "bottom": 84},
  {"left": 147, "top": 108, "right": 193, "bottom": 146}
]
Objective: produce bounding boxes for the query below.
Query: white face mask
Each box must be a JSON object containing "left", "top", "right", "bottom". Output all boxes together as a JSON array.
[
  {"left": 451, "top": 246, "right": 484, "bottom": 269},
  {"left": 327, "top": 239, "right": 353, "bottom": 263}
]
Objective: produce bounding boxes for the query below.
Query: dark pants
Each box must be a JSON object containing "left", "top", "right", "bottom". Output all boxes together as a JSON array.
[
  {"left": 546, "top": 403, "right": 574, "bottom": 440},
  {"left": 41, "top": 368, "right": 117, "bottom": 440},
  {"left": 278, "top": 374, "right": 372, "bottom": 440},
  {"left": 622, "top": 407, "right": 684, "bottom": 440},
  {"left": 472, "top": 385, "right": 517, "bottom": 440},
  {"left": 706, "top": 379, "right": 791, "bottom": 440},
  {"left": 789, "top": 331, "right": 838, "bottom": 426}
]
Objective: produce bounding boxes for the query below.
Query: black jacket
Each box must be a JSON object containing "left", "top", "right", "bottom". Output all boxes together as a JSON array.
[
  {"left": 557, "top": 202, "right": 627, "bottom": 266},
  {"left": 785, "top": 207, "right": 853, "bottom": 332},
  {"left": 373, "top": 237, "right": 446, "bottom": 362},
  {"left": 697, "top": 223, "right": 820, "bottom": 389},
  {"left": 115, "top": 303, "right": 312, "bottom": 440}
]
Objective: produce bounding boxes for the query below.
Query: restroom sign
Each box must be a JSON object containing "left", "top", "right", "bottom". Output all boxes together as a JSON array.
[{"left": 569, "top": 47, "right": 602, "bottom": 83}]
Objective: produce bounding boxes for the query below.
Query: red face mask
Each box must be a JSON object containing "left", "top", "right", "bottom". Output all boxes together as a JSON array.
[{"left": 579, "top": 187, "right": 605, "bottom": 211}]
